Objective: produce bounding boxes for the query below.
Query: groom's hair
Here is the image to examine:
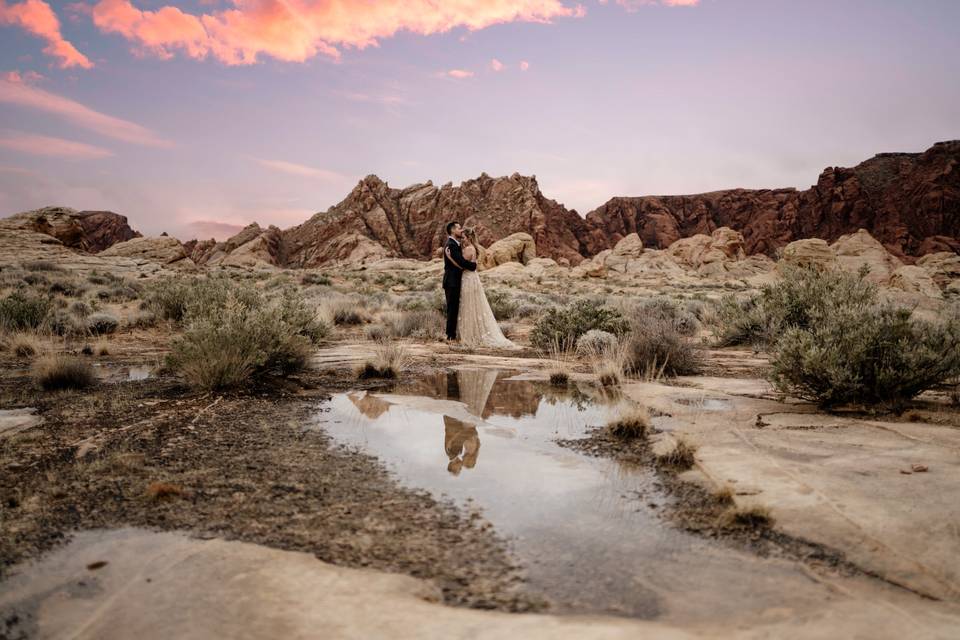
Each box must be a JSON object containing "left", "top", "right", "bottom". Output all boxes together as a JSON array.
[{"left": 445, "top": 221, "right": 459, "bottom": 235}]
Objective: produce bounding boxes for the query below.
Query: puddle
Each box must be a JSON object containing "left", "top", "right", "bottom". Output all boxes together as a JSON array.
[
  {"left": 92, "top": 363, "right": 155, "bottom": 382},
  {"left": 0, "top": 407, "right": 40, "bottom": 438},
  {"left": 314, "top": 368, "right": 843, "bottom": 622}
]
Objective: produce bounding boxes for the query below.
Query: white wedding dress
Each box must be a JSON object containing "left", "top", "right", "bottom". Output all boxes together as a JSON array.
[{"left": 458, "top": 246, "right": 518, "bottom": 349}]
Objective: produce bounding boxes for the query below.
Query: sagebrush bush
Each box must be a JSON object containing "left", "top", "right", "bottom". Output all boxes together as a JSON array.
[
  {"left": 770, "top": 305, "right": 960, "bottom": 409},
  {"left": 713, "top": 264, "right": 878, "bottom": 347},
  {"left": 48, "top": 279, "right": 87, "bottom": 298},
  {"left": 575, "top": 329, "right": 618, "bottom": 357},
  {"left": 634, "top": 298, "right": 700, "bottom": 337},
  {"left": 625, "top": 309, "right": 702, "bottom": 377},
  {"left": 383, "top": 310, "right": 444, "bottom": 339},
  {"left": 301, "top": 272, "right": 332, "bottom": 286},
  {"left": 166, "top": 282, "right": 325, "bottom": 390},
  {"left": 86, "top": 312, "right": 119, "bottom": 335},
  {"left": 485, "top": 289, "right": 518, "bottom": 321},
  {"left": 0, "top": 292, "right": 52, "bottom": 331},
  {"left": 144, "top": 276, "right": 259, "bottom": 323},
  {"left": 530, "top": 299, "right": 628, "bottom": 352},
  {"left": 33, "top": 355, "right": 96, "bottom": 390}
]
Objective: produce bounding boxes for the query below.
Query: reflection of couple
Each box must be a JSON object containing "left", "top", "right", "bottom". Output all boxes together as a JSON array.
[
  {"left": 442, "top": 221, "right": 518, "bottom": 349},
  {"left": 441, "top": 368, "right": 499, "bottom": 475}
]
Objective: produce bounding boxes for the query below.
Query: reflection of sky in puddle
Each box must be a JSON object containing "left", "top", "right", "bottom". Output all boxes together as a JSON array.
[
  {"left": 92, "top": 364, "right": 155, "bottom": 382},
  {"left": 315, "top": 369, "right": 827, "bottom": 620}
]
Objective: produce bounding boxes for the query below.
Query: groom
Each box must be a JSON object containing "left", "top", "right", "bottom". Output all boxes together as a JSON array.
[{"left": 442, "top": 221, "right": 477, "bottom": 341}]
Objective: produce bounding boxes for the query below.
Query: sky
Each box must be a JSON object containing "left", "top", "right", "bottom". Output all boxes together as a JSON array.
[{"left": 1, "top": 0, "right": 958, "bottom": 240}]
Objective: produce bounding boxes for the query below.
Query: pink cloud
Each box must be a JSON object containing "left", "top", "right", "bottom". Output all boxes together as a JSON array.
[
  {"left": 519, "top": 60, "right": 530, "bottom": 71},
  {"left": 254, "top": 157, "right": 348, "bottom": 181},
  {"left": 490, "top": 58, "right": 504, "bottom": 72},
  {"left": 0, "top": 0, "right": 93, "bottom": 68},
  {"left": 0, "top": 130, "right": 113, "bottom": 158},
  {"left": 0, "top": 75, "right": 172, "bottom": 147},
  {"left": 3, "top": 69, "right": 44, "bottom": 84},
  {"left": 446, "top": 69, "right": 474, "bottom": 79},
  {"left": 90, "top": 0, "right": 585, "bottom": 65},
  {"left": 610, "top": 0, "right": 699, "bottom": 10},
  {"left": 186, "top": 219, "right": 248, "bottom": 240}
]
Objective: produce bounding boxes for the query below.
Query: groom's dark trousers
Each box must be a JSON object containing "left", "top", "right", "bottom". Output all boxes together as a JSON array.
[{"left": 442, "top": 237, "right": 477, "bottom": 340}]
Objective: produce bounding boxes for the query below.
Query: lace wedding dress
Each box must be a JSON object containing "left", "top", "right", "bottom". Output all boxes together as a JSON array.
[{"left": 458, "top": 246, "right": 518, "bottom": 349}]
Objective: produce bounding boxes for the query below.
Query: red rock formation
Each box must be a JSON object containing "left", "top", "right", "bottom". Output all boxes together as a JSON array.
[
  {"left": 1, "top": 206, "right": 140, "bottom": 252},
  {"left": 583, "top": 140, "right": 960, "bottom": 261}
]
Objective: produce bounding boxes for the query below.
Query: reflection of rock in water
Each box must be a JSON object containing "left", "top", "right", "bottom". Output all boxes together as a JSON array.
[
  {"left": 443, "top": 415, "right": 480, "bottom": 475},
  {"left": 347, "top": 392, "right": 392, "bottom": 420}
]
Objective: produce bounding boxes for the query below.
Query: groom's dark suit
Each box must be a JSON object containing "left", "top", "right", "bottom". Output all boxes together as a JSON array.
[{"left": 442, "top": 236, "right": 477, "bottom": 340}]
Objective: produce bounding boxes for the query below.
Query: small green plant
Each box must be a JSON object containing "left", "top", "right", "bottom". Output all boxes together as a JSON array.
[
  {"left": 530, "top": 299, "right": 628, "bottom": 352},
  {"left": 0, "top": 292, "right": 52, "bottom": 331},
  {"left": 485, "top": 289, "right": 518, "bottom": 321}
]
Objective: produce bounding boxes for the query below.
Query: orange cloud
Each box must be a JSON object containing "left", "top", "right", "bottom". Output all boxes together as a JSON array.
[
  {"left": 91, "top": 0, "right": 585, "bottom": 65},
  {"left": 0, "top": 0, "right": 93, "bottom": 68},
  {"left": 490, "top": 58, "right": 504, "bottom": 72},
  {"left": 0, "top": 75, "right": 172, "bottom": 147},
  {"left": 446, "top": 69, "right": 474, "bottom": 79},
  {"left": 0, "top": 130, "right": 113, "bottom": 158}
]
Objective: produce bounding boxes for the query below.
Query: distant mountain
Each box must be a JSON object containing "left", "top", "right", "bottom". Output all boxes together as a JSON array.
[
  {"left": 8, "top": 141, "right": 959, "bottom": 267},
  {"left": 581, "top": 140, "right": 960, "bottom": 260}
]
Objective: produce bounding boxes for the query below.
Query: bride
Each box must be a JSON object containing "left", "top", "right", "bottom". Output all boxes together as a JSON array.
[{"left": 458, "top": 229, "right": 518, "bottom": 349}]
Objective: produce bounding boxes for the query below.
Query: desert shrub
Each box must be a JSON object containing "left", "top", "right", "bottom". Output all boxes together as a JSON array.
[
  {"left": 0, "top": 292, "right": 52, "bottom": 331},
  {"left": 22, "top": 273, "right": 48, "bottom": 287},
  {"left": 634, "top": 297, "right": 700, "bottom": 337},
  {"left": 364, "top": 324, "right": 390, "bottom": 342},
  {"left": 97, "top": 283, "right": 140, "bottom": 302},
  {"left": 712, "top": 294, "right": 768, "bottom": 347},
  {"left": 713, "top": 264, "right": 878, "bottom": 347},
  {"left": 721, "top": 505, "right": 773, "bottom": 529},
  {"left": 144, "top": 276, "right": 259, "bottom": 323},
  {"left": 383, "top": 310, "right": 444, "bottom": 339},
  {"left": 45, "top": 309, "right": 83, "bottom": 336},
  {"left": 87, "top": 312, "right": 119, "bottom": 335},
  {"left": 126, "top": 310, "right": 158, "bottom": 329},
  {"left": 575, "top": 329, "right": 618, "bottom": 357},
  {"left": 33, "top": 355, "right": 96, "bottom": 390},
  {"left": 70, "top": 300, "right": 91, "bottom": 317},
  {"left": 530, "top": 299, "right": 628, "bottom": 352},
  {"left": 485, "top": 289, "right": 518, "bottom": 321},
  {"left": 625, "top": 312, "right": 702, "bottom": 377},
  {"left": 48, "top": 278, "right": 87, "bottom": 298},
  {"left": 301, "top": 272, "right": 332, "bottom": 286},
  {"left": 23, "top": 260, "right": 63, "bottom": 272},
  {"left": 166, "top": 283, "right": 324, "bottom": 390},
  {"left": 770, "top": 305, "right": 960, "bottom": 410}
]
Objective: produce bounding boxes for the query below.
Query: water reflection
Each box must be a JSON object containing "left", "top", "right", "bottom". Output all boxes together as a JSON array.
[{"left": 444, "top": 415, "right": 480, "bottom": 475}]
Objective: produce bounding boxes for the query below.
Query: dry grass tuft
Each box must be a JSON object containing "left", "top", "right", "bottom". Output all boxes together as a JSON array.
[
  {"left": 713, "top": 485, "right": 735, "bottom": 505},
  {"left": 356, "top": 341, "right": 408, "bottom": 379},
  {"left": 145, "top": 481, "right": 187, "bottom": 501},
  {"left": 655, "top": 437, "right": 698, "bottom": 470},
  {"left": 32, "top": 355, "right": 96, "bottom": 391},
  {"left": 6, "top": 332, "right": 45, "bottom": 358},
  {"left": 607, "top": 404, "right": 650, "bottom": 440},
  {"left": 720, "top": 504, "right": 773, "bottom": 529},
  {"left": 546, "top": 336, "right": 575, "bottom": 387}
]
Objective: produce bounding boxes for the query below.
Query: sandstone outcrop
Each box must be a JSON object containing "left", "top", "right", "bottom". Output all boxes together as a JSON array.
[
  {"left": 99, "top": 236, "right": 193, "bottom": 267},
  {"left": 2, "top": 206, "right": 140, "bottom": 252},
  {"left": 479, "top": 233, "right": 536, "bottom": 270}
]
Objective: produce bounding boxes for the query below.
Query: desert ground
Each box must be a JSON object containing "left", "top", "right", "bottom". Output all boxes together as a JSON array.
[{"left": 2, "top": 218, "right": 960, "bottom": 639}]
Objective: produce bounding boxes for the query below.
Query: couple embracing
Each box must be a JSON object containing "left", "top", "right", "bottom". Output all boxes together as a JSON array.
[{"left": 441, "top": 221, "right": 517, "bottom": 350}]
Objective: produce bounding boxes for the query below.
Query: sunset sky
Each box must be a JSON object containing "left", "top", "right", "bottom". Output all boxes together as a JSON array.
[{"left": 1, "top": 0, "right": 958, "bottom": 240}]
